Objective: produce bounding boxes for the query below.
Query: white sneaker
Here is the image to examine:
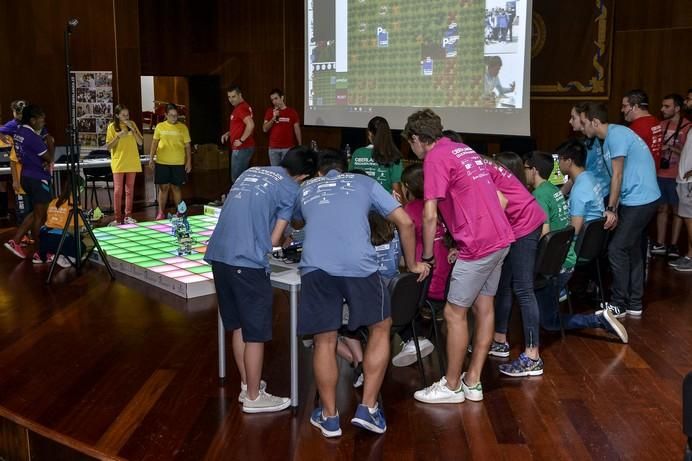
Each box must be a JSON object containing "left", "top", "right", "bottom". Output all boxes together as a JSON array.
[
  {"left": 238, "top": 379, "right": 267, "bottom": 403},
  {"left": 413, "top": 376, "right": 465, "bottom": 404},
  {"left": 601, "top": 308, "right": 628, "bottom": 344},
  {"left": 242, "top": 389, "right": 291, "bottom": 414},
  {"left": 123, "top": 216, "right": 138, "bottom": 224},
  {"left": 392, "top": 338, "right": 434, "bottom": 367},
  {"left": 460, "top": 372, "right": 484, "bottom": 401},
  {"left": 56, "top": 255, "right": 73, "bottom": 268}
]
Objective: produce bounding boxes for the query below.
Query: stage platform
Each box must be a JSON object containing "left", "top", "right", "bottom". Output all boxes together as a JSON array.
[{"left": 91, "top": 205, "right": 222, "bottom": 298}]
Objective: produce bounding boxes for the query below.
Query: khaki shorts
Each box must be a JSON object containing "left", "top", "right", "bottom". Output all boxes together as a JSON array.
[
  {"left": 677, "top": 183, "right": 692, "bottom": 218},
  {"left": 447, "top": 246, "right": 510, "bottom": 308}
]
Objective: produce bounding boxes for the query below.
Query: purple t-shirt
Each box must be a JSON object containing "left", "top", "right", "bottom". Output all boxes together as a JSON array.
[
  {"left": 424, "top": 138, "right": 514, "bottom": 261},
  {"left": 484, "top": 160, "right": 546, "bottom": 239},
  {"left": 0, "top": 119, "right": 19, "bottom": 135},
  {"left": 14, "top": 125, "right": 49, "bottom": 180}
]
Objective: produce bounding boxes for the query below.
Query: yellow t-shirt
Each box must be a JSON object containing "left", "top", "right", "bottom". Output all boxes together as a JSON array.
[
  {"left": 106, "top": 122, "right": 143, "bottom": 173},
  {"left": 153, "top": 121, "right": 190, "bottom": 165},
  {"left": 46, "top": 198, "right": 84, "bottom": 230},
  {"left": 2, "top": 138, "right": 24, "bottom": 194}
]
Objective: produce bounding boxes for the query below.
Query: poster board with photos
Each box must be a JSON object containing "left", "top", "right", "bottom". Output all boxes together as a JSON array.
[{"left": 73, "top": 71, "right": 113, "bottom": 153}]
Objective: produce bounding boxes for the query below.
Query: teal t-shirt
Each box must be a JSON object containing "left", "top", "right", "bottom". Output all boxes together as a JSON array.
[
  {"left": 532, "top": 181, "right": 576, "bottom": 269},
  {"left": 348, "top": 145, "right": 403, "bottom": 193}
]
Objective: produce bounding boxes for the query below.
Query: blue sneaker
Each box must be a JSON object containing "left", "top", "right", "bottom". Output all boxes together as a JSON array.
[
  {"left": 350, "top": 403, "right": 387, "bottom": 434},
  {"left": 498, "top": 352, "right": 544, "bottom": 377},
  {"left": 310, "top": 407, "right": 342, "bottom": 438}
]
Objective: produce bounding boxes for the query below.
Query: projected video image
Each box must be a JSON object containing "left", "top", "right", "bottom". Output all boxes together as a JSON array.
[
  {"left": 305, "top": 0, "right": 531, "bottom": 135},
  {"left": 308, "top": 0, "right": 487, "bottom": 109},
  {"left": 484, "top": 0, "right": 521, "bottom": 54}
]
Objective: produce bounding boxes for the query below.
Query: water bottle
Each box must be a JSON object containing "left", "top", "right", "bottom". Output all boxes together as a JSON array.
[{"left": 345, "top": 143, "right": 351, "bottom": 162}]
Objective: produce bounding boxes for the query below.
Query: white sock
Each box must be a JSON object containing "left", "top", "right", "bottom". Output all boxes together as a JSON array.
[{"left": 368, "top": 403, "right": 379, "bottom": 414}]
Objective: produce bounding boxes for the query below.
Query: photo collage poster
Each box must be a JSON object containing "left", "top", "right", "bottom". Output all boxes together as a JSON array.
[{"left": 73, "top": 71, "right": 113, "bottom": 152}]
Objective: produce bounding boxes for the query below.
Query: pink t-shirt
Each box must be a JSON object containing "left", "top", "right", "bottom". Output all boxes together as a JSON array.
[
  {"left": 423, "top": 138, "right": 514, "bottom": 261},
  {"left": 404, "top": 199, "right": 451, "bottom": 301},
  {"left": 484, "top": 159, "right": 546, "bottom": 240}
]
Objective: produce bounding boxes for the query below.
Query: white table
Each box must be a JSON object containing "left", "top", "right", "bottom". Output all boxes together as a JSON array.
[
  {"left": 0, "top": 157, "right": 150, "bottom": 198},
  {"left": 217, "top": 257, "right": 302, "bottom": 408}
]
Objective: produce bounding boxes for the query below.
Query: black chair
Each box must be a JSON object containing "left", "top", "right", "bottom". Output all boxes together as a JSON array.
[
  {"left": 389, "top": 272, "right": 430, "bottom": 386},
  {"left": 573, "top": 218, "right": 609, "bottom": 310},
  {"left": 421, "top": 264, "right": 452, "bottom": 377},
  {"left": 83, "top": 150, "right": 113, "bottom": 211},
  {"left": 534, "top": 226, "right": 575, "bottom": 338}
]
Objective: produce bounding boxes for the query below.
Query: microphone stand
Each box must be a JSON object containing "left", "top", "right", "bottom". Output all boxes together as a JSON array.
[{"left": 47, "top": 20, "right": 114, "bottom": 283}]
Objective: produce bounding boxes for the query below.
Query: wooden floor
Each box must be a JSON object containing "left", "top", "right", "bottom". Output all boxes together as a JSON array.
[{"left": 0, "top": 211, "right": 690, "bottom": 461}]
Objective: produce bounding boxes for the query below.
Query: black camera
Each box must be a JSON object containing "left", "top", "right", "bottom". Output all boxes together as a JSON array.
[
  {"left": 659, "top": 155, "right": 671, "bottom": 170},
  {"left": 271, "top": 242, "right": 303, "bottom": 263}
]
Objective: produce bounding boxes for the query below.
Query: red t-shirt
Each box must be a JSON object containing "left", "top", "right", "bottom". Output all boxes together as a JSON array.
[
  {"left": 629, "top": 114, "right": 662, "bottom": 161},
  {"left": 264, "top": 106, "right": 300, "bottom": 148},
  {"left": 658, "top": 118, "right": 692, "bottom": 178},
  {"left": 230, "top": 101, "right": 255, "bottom": 149}
]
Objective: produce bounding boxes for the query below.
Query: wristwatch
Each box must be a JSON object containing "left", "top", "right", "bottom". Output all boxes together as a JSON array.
[{"left": 606, "top": 206, "right": 617, "bottom": 213}]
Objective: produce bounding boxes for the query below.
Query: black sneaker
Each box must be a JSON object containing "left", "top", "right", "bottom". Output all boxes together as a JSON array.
[
  {"left": 597, "top": 302, "right": 626, "bottom": 319},
  {"left": 626, "top": 307, "right": 643, "bottom": 317},
  {"left": 668, "top": 245, "right": 680, "bottom": 258}
]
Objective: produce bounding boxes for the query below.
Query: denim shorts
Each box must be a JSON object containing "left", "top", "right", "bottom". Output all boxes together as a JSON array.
[
  {"left": 657, "top": 177, "right": 678, "bottom": 205},
  {"left": 299, "top": 270, "right": 390, "bottom": 335},
  {"left": 211, "top": 262, "right": 273, "bottom": 342}
]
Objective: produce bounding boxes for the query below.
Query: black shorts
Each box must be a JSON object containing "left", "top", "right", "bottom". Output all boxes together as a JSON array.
[
  {"left": 299, "top": 270, "right": 390, "bottom": 335},
  {"left": 20, "top": 176, "right": 52, "bottom": 205},
  {"left": 155, "top": 164, "right": 186, "bottom": 186},
  {"left": 211, "top": 261, "right": 273, "bottom": 342}
]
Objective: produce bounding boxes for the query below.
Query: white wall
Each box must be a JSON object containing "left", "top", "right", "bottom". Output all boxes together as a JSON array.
[{"left": 140, "top": 76, "right": 154, "bottom": 112}]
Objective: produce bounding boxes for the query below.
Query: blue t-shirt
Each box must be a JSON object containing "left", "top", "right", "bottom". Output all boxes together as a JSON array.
[
  {"left": 584, "top": 138, "right": 610, "bottom": 199},
  {"left": 296, "top": 170, "right": 400, "bottom": 277},
  {"left": 570, "top": 171, "right": 605, "bottom": 222},
  {"left": 374, "top": 231, "right": 400, "bottom": 280},
  {"left": 14, "top": 125, "right": 49, "bottom": 181},
  {"left": 204, "top": 167, "right": 298, "bottom": 270},
  {"left": 602, "top": 124, "right": 660, "bottom": 206}
]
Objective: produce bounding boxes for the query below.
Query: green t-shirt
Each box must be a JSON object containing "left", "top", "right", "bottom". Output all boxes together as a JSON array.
[
  {"left": 348, "top": 146, "right": 403, "bottom": 193},
  {"left": 532, "top": 181, "right": 576, "bottom": 269}
]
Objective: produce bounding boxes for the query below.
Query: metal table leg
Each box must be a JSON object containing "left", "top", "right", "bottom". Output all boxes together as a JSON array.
[
  {"left": 290, "top": 286, "right": 299, "bottom": 408},
  {"left": 218, "top": 310, "right": 226, "bottom": 386}
]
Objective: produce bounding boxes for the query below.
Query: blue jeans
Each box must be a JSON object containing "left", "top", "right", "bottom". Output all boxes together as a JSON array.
[
  {"left": 494, "top": 226, "right": 541, "bottom": 348},
  {"left": 268, "top": 148, "right": 290, "bottom": 166},
  {"left": 231, "top": 148, "right": 255, "bottom": 183},
  {"left": 536, "top": 270, "right": 605, "bottom": 331}
]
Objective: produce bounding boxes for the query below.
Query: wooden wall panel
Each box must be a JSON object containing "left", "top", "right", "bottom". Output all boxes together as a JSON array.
[
  {"left": 4, "top": 0, "right": 683, "bottom": 155},
  {"left": 139, "top": 0, "right": 326, "bottom": 163},
  {"left": 0, "top": 415, "right": 29, "bottom": 461},
  {"left": 153, "top": 77, "right": 189, "bottom": 110},
  {"left": 610, "top": 27, "right": 692, "bottom": 122},
  {"left": 0, "top": 0, "right": 141, "bottom": 146},
  {"left": 614, "top": 0, "right": 692, "bottom": 31}
]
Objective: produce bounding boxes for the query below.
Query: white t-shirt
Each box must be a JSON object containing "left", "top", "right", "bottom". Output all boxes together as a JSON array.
[{"left": 678, "top": 136, "right": 692, "bottom": 184}]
